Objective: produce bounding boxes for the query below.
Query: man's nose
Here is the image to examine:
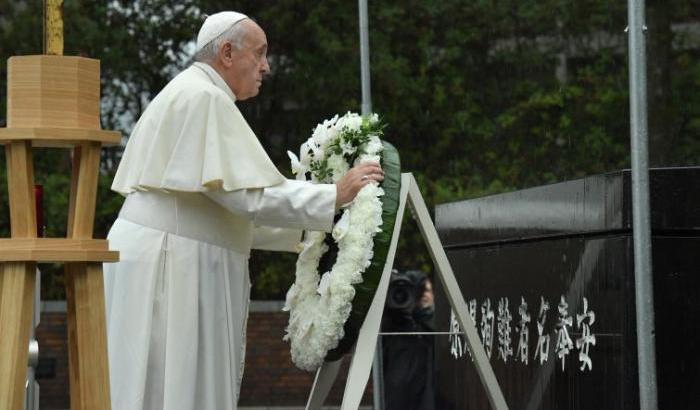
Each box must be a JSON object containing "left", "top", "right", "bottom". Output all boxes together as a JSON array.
[{"left": 261, "top": 56, "right": 270, "bottom": 74}]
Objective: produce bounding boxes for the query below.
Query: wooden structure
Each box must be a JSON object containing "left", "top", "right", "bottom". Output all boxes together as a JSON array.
[{"left": 0, "top": 54, "right": 119, "bottom": 409}]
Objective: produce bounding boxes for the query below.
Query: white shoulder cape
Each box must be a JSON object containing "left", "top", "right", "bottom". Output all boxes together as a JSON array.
[{"left": 112, "top": 62, "right": 285, "bottom": 195}]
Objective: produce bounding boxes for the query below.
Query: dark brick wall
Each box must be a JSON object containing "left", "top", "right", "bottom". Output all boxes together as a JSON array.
[
  {"left": 35, "top": 305, "right": 372, "bottom": 408},
  {"left": 35, "top": 312, "right": 70, "bottom": 409},
  {"left": 240, "top": 311, "right": 373, "bottom": 407}
]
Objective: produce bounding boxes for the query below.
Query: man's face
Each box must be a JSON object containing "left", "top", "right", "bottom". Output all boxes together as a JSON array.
[
  {"left": 224, "top": 20, "right": 270, "bottom": 101},
  {"left": 419, "top": 280, "right": 434, "bottom": 309}
]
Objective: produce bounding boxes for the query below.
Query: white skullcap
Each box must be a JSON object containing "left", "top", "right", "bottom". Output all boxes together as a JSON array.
[{"left": 196, "top": 11, "right": 249, "bottom": 52}]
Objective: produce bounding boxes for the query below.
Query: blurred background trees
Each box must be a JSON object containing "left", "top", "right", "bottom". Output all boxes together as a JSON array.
[{"left": 1, "top": 0, "right": 698, "bottom": 299}]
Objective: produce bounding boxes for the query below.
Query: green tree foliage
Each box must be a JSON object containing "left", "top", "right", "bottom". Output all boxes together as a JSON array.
[{"left": 0, "top": 0, "right": 698, "bottom": 299}]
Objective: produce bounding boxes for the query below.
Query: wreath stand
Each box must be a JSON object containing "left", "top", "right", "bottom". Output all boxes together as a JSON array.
[{"left": 305, "top": 173, "right": 508, "bottom": 410}]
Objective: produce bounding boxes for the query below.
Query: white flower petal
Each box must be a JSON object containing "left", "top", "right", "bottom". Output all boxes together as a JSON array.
[
  {"left": 287, "top": 151, "right": 304, "bottom": 176},
  {"left": 307, "top": 137, "right": 321, "bottom": 157},
  {"left": 317, "top": 272, "right": 332, "bottom": 297},
  {"left": 332, "top": 209, "right": 351, "bottom": 241}
]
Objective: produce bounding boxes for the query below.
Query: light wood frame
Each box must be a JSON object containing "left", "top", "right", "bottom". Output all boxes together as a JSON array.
[{"left": 0, "top": 55, "right": 119, "bottom": 410}]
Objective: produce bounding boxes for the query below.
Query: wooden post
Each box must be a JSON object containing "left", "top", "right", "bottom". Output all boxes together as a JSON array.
[
  {"left": 0, "top": 142, "right": 38, "bottom": 410},
  {"left": 66, "top": 142, "right": 111, "bottom": 409}
]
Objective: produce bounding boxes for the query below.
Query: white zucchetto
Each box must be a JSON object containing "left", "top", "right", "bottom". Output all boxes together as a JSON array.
[{"left": 196, "top": 11, "right": 249, "bottom": 52}]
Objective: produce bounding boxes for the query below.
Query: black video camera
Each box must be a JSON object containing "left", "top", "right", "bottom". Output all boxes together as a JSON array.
[{"left": 386, "top": 269, "right": 428, "bottom": 315}]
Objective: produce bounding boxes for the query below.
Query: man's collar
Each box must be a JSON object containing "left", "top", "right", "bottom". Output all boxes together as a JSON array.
[{"left": 192, "top": 62, "right": 237, "bottom": 103}]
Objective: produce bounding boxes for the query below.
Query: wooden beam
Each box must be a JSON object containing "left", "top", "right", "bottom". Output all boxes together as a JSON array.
[
  {"left": 71, "top": 142, "right": 101, "bottom": 239},
  {"left": 0, "top": 262, "right": 37, "bottom": 410},
  {"left": 0, "top": 141, "right": 37, "bottom": 410},
  {"left": 6, "top": 142, "right": 36, "bottom": 237},
  {"left": 0, "top": 128, "right": 121, "bottom": 146},
  {"left": 65, "top": 141, "right": 111, "bottom": 409},
  {"left": 0, "top": 239, "right": 119, "bottom": 262},
  {"left": 66, "top": 147, "right": 80, "bottom": 238},
  {"left": 65, "top": 262, "right": 111, "bottom": 409}
]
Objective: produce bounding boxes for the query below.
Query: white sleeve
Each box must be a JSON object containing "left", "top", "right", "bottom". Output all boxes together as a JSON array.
[
  {"left": 251, "top": 226, "right": 303, "bottom": 252},
  {"left": 203, "top": 179, "right": 337, "bottom": 233}
]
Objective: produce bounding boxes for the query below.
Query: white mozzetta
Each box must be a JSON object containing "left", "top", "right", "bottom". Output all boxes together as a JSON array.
[{"left": 112, "top": 62, "right": 284, "bottom": 195}]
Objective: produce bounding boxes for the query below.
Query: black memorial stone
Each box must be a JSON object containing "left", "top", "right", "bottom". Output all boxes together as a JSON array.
[{"left": 433, "top": 167, "right": 700, "bottom": 410}]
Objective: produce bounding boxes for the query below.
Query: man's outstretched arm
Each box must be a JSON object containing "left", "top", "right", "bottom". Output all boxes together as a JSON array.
[
  {"left": 204, "top": 162, "right": 384, "bottom": 231},
  {"left": 204, "top": 162, "right": 384, "bottom": 251}
]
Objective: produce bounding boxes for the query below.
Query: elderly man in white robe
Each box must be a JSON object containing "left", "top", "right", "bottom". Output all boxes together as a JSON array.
[{"left": 103, "top": 11, "right": 383, "bottom": 410}]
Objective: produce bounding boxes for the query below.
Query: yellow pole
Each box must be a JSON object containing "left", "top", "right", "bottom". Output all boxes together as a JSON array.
[{"left": 44, "top": 0, "right": 64, "bottom": 55}]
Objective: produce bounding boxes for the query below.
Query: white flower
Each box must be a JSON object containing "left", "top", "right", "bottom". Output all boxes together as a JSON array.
[
  {"left": 287, "top": 151, "right": 305, "bottom": 177},
  {"left": 283, "top": 283, "right": 299, "bottom": 311},
  {"left": 345, "top": 113, "right": 363, "bottom": 131},
  {"left": 365, "top": 136, "right": 383, "bottom": 155},
  {"left": 317, "top": 272, "right": 332, "bottom": 297},
  {"left": 298, "top": 142, "right": 312, "bottom": 167},
  {"left": 340, "top": 139, "right": 357, "bottom": 156},
  {"left": 312, "top": 124, "right": 331, "bottom": 148},
  {"left": 323, "top": 114, "right": 339, "bottom": 129},
  {"left": 357, "top": 154, "right": 381, "bottom": 165},
  {"left": 332, "top": 209, "right": 351, "bottom": 241},
  {"left": 325, "top": 123, "right": 339, "bottom": 143},
  {"left": 327, "top": 154, "right": 349, "bottom": 183},
  {"left": 335, "top": 112, "right": 362, "bottom": 132},
  {"left": 306, "top": 137, "right": 322, "bottom": 158}
]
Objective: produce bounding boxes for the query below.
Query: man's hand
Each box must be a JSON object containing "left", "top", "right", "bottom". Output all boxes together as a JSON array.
[{"left": 335, "top": 162, "right": 384, "bottom": 209}]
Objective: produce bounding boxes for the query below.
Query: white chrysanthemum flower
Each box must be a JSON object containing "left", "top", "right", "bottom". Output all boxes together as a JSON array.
[
  {"left": 340, "top": 139, "right": 356, "bottom": 156},
  {"left": 317, "top": 272, "right": 332, "bottom": 297},
  {"left": 326, "top": 123, "right": 340, "bottom": 142},
  {"left": 334, "top": 114, "right": 346, "bottom": 130},
  {"left": 299, "top": 142, "right": 311, "bottom": 164},
  {"left": 327, "top": 154, "right": 349, "bottom": 183},
  {"left": 345, "top": 113, "right": 363, "bottom": 130},
  {"left": 311, "top": 124, "right": 327, "bottom": 145},
  {"left": 324, "top": 114, "right": 339, "bottom": 129},
  {"left": 287, "top": 151, "right": 305, "bottom": 177},
  {"left": 306, "top": 137, "right": 322, "bottom": 158},
  {"left": 357, "top": 154, "right": 381, "bottom": 165},
  {"left": 365, "top": 136, "right": 383, "bottom": 155},
  {"left": 332, "top": 209, "right": 351, "bottom": 241}
]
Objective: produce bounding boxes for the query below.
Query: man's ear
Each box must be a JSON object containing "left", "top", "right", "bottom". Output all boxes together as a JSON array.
[{"left": 219, "top": 42, "right": 233, "bottom": 67}]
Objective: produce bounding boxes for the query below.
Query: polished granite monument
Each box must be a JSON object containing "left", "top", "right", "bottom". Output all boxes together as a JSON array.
[{"left": 434, "top": 167, "right": 699, "bottom": 409}]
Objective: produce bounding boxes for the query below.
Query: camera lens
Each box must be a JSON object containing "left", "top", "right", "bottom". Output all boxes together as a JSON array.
[{"left": 387, "top": 278, "right": 416, "bottom": 311}]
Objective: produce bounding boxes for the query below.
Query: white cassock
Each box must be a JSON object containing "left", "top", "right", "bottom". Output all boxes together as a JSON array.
[{"left": 103, "top": 62, "right": 335, "bottom": 410}]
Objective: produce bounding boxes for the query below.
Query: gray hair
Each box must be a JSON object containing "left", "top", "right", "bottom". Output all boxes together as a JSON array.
[{"left": 194, "top": 19, "right": 249, "bottom": 63}]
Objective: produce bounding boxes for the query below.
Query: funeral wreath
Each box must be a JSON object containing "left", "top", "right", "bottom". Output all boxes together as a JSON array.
[{"left": 283, "top": 112, "right": 401, "bottom": 371}]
